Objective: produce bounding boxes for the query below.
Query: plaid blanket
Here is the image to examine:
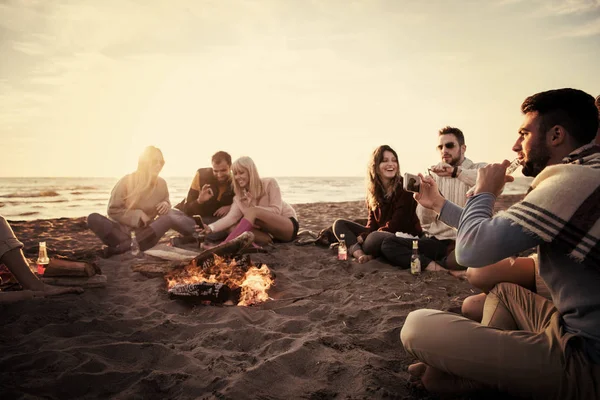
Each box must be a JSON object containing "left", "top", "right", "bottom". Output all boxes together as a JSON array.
[{"left": 498, "top": 144, "right": 600, "bottom": 265}]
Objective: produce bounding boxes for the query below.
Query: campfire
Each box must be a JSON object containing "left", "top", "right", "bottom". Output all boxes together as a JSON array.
[{"left": 165, "top": 254, "right": 274, "bottom": 306}]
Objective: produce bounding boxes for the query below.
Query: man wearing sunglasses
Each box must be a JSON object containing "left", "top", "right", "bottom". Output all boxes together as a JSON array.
[
  {"left": 401, "top": 88, "right": 600, "bottom": 398},
  {"left": 381, "top": 127, "right": 486, "bottom": 271}
]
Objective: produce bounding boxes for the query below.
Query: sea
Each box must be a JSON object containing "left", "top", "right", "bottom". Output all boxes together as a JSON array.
[{"left": 0, "top": 176, "right": 533, "bottom": 221}]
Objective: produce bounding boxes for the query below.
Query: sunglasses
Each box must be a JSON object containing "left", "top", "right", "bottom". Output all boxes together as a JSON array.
[{"left": 437, "top": 142, "right": 457, "bottom": 151}]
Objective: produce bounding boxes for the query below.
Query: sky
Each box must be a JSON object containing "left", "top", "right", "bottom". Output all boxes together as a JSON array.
[{"left": 1, "top": 0, "right": 599, "bottom": 178}]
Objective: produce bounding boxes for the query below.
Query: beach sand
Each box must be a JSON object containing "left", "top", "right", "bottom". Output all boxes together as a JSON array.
[{"left": 0, "top": 195, "right": 524, "bottom": 399}]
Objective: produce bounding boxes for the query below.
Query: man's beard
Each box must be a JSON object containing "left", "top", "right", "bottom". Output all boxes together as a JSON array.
[
  {"left": 521, "top": 140, "right": 551, "bottom": 177},
  {"left": 446, "top": 149, "right": 463, "bottom": 167}
]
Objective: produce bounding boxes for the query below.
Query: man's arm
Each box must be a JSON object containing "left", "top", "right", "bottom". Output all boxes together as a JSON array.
[{"left": 455, "top": 193, "right": 540, "bottom": 267}]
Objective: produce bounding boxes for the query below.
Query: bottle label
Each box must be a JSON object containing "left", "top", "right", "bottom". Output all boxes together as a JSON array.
[
  {"left": 411, "top": 258, "right": 421, "bottom": 275},
  {"left": 37, "top": 263, "right": 47, "bottom": 275}
]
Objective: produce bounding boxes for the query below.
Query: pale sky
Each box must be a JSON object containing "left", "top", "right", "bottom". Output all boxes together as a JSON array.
[{"left": 1, "top": 0, "right": 599, "bottom": 178}]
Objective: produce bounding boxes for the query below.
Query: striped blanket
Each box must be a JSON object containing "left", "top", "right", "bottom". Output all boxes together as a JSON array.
[{"left": 498, "top": 144, "right": 600, "bottom": 265}]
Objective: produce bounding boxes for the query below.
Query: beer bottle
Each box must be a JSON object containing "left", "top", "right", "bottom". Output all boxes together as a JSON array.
[
  {"left": 130, "top": 231, "right": 141, "bottom": 257},
  {"left": 37, "top": 241, "right": 50, "bottom": 275},
  {"left": 338, "top": 234, "right": 348, "bottom": 261},
  {"left": 410, "top": 240, "right": 421, "bottom": 275}
]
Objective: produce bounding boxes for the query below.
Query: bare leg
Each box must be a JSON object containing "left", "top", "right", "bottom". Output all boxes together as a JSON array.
[
  {"left": 0, "top": 248, "right": 83, "bottom": 303},
  {"left": 466, "top": 257, "right": 536, "bottom": 294},
  {"left": 462, "top": 257, "right": 536, "bottom": 321},
  {"left": 243, "top": 208, "right": 294, "bottom": 242}
]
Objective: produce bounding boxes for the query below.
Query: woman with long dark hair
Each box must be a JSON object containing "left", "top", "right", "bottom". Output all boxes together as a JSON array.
[{"left": 332, "top": 145, "right": 422, "bottom": 263}]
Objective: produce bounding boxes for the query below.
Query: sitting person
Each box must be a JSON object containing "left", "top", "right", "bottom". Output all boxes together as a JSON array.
[
  {"left": 401, "top": 88, "right": 600, "bottom": 399},
  {"left": 0, "top": 215, "right": 83, "bottom": 303},
  {"left": 175, "top": 150, "right": 235, "bottom": 225},
  {"left": 202, "top": 156, "right": 299, "bottom": 246},
  {"left": 380, "top": 126, "right": 486, "bottom": 271},
  {"left": 413, "top": 172, "right": 552, "bottom": 321},
  {"left": 87, "top": 146, "right": 196, "bottom": 256},
  {"left": 332, "top": 145, "right": 421, "bottom": 264}
]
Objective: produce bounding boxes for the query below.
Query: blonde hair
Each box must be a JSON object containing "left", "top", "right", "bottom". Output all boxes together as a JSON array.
[
  {"left": 124, "top": 146, "right": 164, "bottom": 210},
  {"left": 231, "top": 156, "right": 263, "bottom": 202}
]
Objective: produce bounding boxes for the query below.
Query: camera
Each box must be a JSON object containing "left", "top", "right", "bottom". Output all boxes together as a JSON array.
[{"left": 403, "top": 173, "right": 421, "bottom": 193}]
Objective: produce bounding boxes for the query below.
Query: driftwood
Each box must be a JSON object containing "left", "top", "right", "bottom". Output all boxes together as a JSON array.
[
  {"left": 131, "top": 260, "right": 186, "bottom": 278},
  {"left": 144, "top": 244, "right": 200, "bottom": 262},
  {"left": 43, "top": 258, "right": 96, "bottom": 277},
  {"left": 41, "top": 274, "right": 107, "bottom": 288}
]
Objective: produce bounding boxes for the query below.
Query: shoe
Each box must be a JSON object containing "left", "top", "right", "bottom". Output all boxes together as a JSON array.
[
  {"left": 170, "top": 235, "right": 198, "bottom": 248},
  {"left": 102, "top": 243, "right": 130, "bottom": 258}
]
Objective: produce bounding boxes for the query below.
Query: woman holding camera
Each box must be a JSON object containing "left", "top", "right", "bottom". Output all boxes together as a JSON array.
[{"left": 332, "top": 145, "right": 422, "bottom": 263}]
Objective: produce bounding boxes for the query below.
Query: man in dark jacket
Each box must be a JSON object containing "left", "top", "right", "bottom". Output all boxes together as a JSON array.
[{"left": 176, "top": 151, "right": 235, "bottom": 224}]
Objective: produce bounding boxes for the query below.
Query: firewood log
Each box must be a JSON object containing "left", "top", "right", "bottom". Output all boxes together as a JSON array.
[{"left": 43, "top": 258, "right": 96, "bottom": 277}]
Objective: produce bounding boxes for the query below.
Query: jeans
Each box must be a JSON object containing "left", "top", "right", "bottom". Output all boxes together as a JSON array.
[
  {"left": 380, "top": 235, "right": 453, "bottom": 269},
  {"left": 332, "top": 218, "right": 394, "bottom": 257},
  {"left": 88, "top": 209, "right": 196, "bottom": 249}
]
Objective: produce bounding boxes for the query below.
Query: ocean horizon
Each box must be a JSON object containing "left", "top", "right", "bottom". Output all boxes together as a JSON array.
[{"left": 0, "top": 176, "right": 533, "bottom": 221}]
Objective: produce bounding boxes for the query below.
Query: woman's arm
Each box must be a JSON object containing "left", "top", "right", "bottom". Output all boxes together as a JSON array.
[
  {"left": 209, "top": 199, "right": 243, "bottom": 232},
  {"left": 107, "top": 176, "right": 149, "bottom": 228},
  {"left": 254, "top": 178, "right": 284, "bottom": 215},
  {"left": 358, "top": 209, "right": 376, "bottom": 241}
]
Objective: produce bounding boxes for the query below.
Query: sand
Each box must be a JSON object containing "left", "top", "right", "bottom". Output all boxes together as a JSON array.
[{"left": 0, "top": 196, "right": 524, "bottom": 399}]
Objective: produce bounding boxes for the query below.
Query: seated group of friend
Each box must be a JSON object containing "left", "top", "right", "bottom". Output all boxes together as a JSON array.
[{"left": 1, "top": 89, "right": 599, "bottom": 399}]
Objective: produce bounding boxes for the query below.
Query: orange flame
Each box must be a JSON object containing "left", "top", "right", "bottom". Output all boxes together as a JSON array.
[{"left": 165, "top": 255, "right": 273, "bottom": 306}]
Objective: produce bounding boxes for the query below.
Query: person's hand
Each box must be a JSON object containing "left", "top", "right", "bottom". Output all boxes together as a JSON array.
[
  {"left": 240, "top": 189, "right": 253, "bottom": 206},
  {"left": 197, "top": 184, "right": 214, "bottom": 204},
  {"left": 356, "top": 236, "right": 364, "bottom": 245},
  {"left": 472, "top": 160, "right": 515, "bottom": 198},
  {"left": 430, "top": 162, "right": 454, "bottom": 177},
  {"left": 156, "top": 201, "right": 170, "bottom": 215},
  {"left": 200, "top": 224, "right": 212, "bottom": 234},
  {"left": 139, "top": 212, "right": 151, "bottom": 227},
  {"left": 414, "top": 174, "right": 445, "bottom": 213},
  {"left": 213, "top": 205, "right": 231, "bottom": 217}
]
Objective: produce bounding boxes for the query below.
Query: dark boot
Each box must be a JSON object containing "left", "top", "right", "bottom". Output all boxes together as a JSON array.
[{"left": 135, "top": 226, "right": 159, "bottom": 251}]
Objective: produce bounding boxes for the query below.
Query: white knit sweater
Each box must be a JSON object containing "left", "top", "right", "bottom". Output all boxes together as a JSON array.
[{"left": 417, "top": 157, "right": 486, "bottom": 240}]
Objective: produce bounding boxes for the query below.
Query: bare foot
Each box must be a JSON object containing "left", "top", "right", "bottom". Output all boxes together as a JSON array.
[
  {"left": 425, "top": 261, "right": 449, "bottom": 272},
  {"left": 40, "top": 284, "right": 84, "bottom": 297},
  {"left": 408, "top": 362, "right": 487, "bottom": 395},
  {"left": 352, "top": 249, "right": 372, "bottom": 264},
  {"left": 0, "top": 285, "right": 83, "bottom": 304},
  {"left": 357, "top": 254, "right": 373, "bottom": 264}
]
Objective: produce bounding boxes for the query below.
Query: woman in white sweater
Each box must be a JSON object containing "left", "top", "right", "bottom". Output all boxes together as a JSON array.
[{"left": 203, "top": 156, "right": 298, "bottom": 245}]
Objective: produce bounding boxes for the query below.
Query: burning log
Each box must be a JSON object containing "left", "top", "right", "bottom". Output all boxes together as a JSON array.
[{"left": 166, "top": 253, "right": 274, "bottom": 306}]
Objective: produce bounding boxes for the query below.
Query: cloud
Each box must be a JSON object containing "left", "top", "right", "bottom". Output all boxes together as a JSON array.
[
  {"left": 552, "top": 15, "right": 600, "bottom": 37},
  {"left": 495, "top": 0, "right": 600, "bottom": 15}
]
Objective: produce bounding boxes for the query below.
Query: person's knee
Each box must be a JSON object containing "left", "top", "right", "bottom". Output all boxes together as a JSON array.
[
  {"left": 465, "top": 268, "right": 494, "bottom": 293},
  {"left": 400, "top": 309, "right": 439, "bottom": 351},
  {"left": 461, "top": 294, "right": 485, "bottom": 322},
  {"left": 332, "top": 219, "right": 345, "bottom": 234},
  {"left": 87, "top": 213, "right": 103, "bottom": 228}
]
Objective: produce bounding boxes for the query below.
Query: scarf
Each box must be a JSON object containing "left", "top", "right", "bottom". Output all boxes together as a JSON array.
[{"left": 497, "top": 144, "right": 600, "bottom": 265}]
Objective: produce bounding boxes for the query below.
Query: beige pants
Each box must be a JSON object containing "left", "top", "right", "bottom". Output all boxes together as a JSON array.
[{"left": 401, "top": 282, "right": 600, "bottom": 399}]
